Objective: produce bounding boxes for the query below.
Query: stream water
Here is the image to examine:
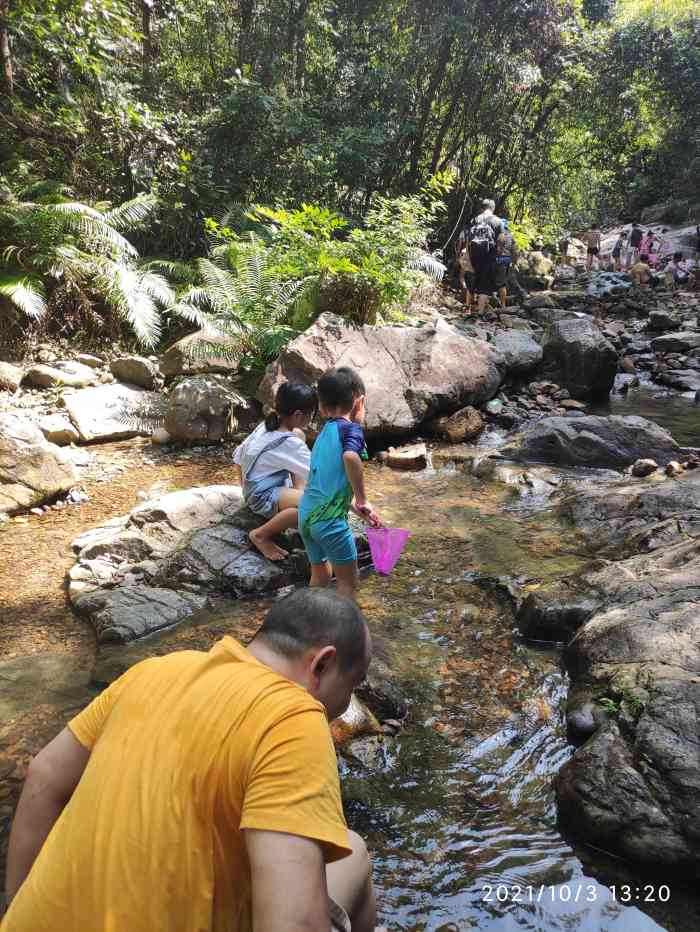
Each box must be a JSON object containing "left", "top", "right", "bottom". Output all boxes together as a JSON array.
[{"left": 2, "top": 393, "right": 699, "bottom": 929}]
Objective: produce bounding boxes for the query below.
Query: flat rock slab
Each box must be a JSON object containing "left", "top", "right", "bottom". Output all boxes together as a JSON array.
[
  {"left": 38, "top": 414, "right": 79, "bottom": 446},
  {"left": 655, "top": 369, "right": 700, "bottom": 392},
  {"left": 23, "top": 361, "right": 99, "bottom": 389},
  {"left": 501, "top": 414, "right": 679, "bottom": 470},
  {"left": 64, "top": 383, "right": 163, "bottom": 442},
  {"left": 0, "top": 412, "right": 77, "bottom": 515},
  {"left": 258, "top": 313, "right": 504, "bottom": 438},
  {"left": 68, "top": 484, "right": 368, "bottom": 643},
  {"left": 651, "top": 332, "right": 700, "bottom": 354}
]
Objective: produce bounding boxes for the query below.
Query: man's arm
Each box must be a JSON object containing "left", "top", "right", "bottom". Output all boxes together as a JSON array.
[
  {"left": 245, "top": 829, "right": 330, "bottom": 932},
  {"left": 5, "top": 728, "right": 90, "bottom": 906}
]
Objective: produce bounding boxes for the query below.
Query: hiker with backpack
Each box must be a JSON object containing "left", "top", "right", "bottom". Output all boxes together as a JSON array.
[
  {"left": 494, "top": 218, "right": 519, "bottom": 308},
  {"left": 467, "top": 198, "right": 503, "bottom": 315},
  {"left": 626, "top": 222, "right": 643, "bottom": 268}
]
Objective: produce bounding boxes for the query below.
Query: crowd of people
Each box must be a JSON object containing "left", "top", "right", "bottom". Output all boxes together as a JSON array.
[{"left": 452, "top": 203, "right": 699, "bottom": 313}]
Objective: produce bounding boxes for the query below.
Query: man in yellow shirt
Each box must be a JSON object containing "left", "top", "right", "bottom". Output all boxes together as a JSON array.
[{"left": 2, "top": 589, "right": 376, "bottom": 932}]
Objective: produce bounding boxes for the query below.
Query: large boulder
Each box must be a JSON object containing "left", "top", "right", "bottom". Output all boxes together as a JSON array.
[
  {"left": 160, "top": 330, "right": 239, "bottom": 379},
  {"left": 540, "top": 317, "right": 618, "bottom": 400},
  {"left": 258, "top": 314, "right": 504, "bottom": 438},
  {"left": 501, "top": 415, "right": 680, "bottom": 470},
  {"left": 0, "top": 413, "right": 77, "bottom": 515},
  {"left": 522, "top": 472, "right": 700, "bottom": 871},
  {"left": 63, "top": 383, "right": 164, "bottom": 443},
  {"left": 164, "top": 375, "right": 244, "bottom": 442},
  {"left": 491, "top": 330, "right": 543, "bottom": 377}
]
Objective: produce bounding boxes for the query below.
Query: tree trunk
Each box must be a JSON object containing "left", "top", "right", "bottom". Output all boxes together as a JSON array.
[
  {"left": 141, "top": 0, "right": 153, "bottom": 87},
  {"left": 0, "top": 0, "right": 13, "bottom": 95}
]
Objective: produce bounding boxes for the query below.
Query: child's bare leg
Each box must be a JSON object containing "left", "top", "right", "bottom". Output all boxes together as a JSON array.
[
  {"left": 310, "top": 561, "right": 332, "bottom": 588},
  {"left": 249, "top": 488, "right": 303, "bottom": 561},
  {"left": 334, "top": 561, "right": 359, "bottom": 602}
]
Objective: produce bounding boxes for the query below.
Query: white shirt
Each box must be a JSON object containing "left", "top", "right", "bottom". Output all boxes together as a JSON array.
[{"left": 233, "top": 422, "right": 310, "bottom": 481}]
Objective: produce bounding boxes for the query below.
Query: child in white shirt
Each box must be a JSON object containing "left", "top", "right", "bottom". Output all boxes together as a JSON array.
[{"left": 234, "top": 382, "right": 317, "bottom": 560}]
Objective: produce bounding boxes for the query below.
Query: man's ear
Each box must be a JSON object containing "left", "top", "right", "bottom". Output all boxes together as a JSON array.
[{"left": 310, "top": 645, "right": 337, "bottom": 682}]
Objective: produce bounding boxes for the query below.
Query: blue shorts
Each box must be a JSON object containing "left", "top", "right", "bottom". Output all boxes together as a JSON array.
[
  {"left": 243, "top": 472, "right": 288, "bottom": 519},
  {"left": 300, "top": 517, "right": 357, "bottom": 566}
]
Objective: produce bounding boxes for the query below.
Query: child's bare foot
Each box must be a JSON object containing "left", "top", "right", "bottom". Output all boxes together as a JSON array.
[{"left": 249, "top": 529, "right": 288, "bottom": 561}]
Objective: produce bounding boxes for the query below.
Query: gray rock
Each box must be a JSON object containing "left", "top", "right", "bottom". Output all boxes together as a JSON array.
[
  {"left": 655, "top": 369, "right": 700, "bottom": 392},
  {"left": 64, "top": 383, "right": 163, "bottom": 442},
  {"left": 491, "top": 330, "right": 543, "bottom": 376},
  {"left": 501, "top": 415, "right": 679, "bottom": 470},
  {"left": 259, "top": 313, "right": 504, "bottom": 438},
  {"left": 160, "top": 330, "right": 240, "bottom": 379},
  {"left": 110, "top": 355, "right": 159, "bottom": 390},
  {"left": 0, "top": 413, "right": 77, "bottom": 515},
  {"left": 73, "top": 586, "right": 207, "bottom": 642},
  {"left": 631, "top": 458, "right": 658, "bottom": 477},
  {"left": 651, "top": 332, "right": 700, "bottom": 354},
  {"left": 647, "top": 309, "right": 681, "bottom": 332},
  {"left": 0, "top": 361, "right": 23, "bottom": 391},
  {"left": 23, "top": 361, "right": 98, "bottom": 389},
  {"left": 38, "top": 414, "right": 79, "bottom": 446},
  {"left": 355, "top": 657, "right": 408, "bottom": 721},
  {"left": 164, "top": 375, "right": 243, "bottom": 442},
  {"left": 540, "top": 318, "right": 618, "bottom": 400}
]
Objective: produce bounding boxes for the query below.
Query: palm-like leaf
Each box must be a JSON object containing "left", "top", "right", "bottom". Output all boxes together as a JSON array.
[
  {"left": 104, "top": 195, "right": 158, "bottom": 233},
  {"left": 407, "top": 250, "right": 446, "bottom": 282},
  {"left": 0, "top": 273, "right": 47, "bottom": 318}
]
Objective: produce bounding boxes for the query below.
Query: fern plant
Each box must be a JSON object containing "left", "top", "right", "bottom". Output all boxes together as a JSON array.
[
  {"left": 171, "top": 234, "right": 312, "bottom": 371},
  {"left": 0, "top": 186, "right": 172, "bottom": 346}
]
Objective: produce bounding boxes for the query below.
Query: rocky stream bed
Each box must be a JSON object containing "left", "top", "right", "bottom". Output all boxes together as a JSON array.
[{"left": 2, "top": 271, "right": 700, "bottom": 929}]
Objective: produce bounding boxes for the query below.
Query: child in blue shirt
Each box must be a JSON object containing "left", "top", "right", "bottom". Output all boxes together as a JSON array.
[{"left": 299, "top": 367, "right": 381, "bottom": 601}]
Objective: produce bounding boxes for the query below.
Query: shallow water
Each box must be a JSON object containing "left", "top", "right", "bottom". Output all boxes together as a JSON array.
[
  {"left": 2, "top": 452, "right": 698, "bottom": 929},
  {"left": 590, "top": 379, "right": 700, "bottom": 447}
]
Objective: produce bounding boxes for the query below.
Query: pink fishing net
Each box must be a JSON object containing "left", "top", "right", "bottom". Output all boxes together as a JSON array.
[{"left": 366, "top": 527, "right": 411, "bottom": 576}]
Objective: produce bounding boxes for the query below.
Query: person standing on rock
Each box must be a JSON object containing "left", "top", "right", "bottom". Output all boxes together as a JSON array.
[
  {"left": 299, "top": 366, "right": 382, "bottom": 602},
  {"left": 494, "top": 218, "right": 519, "bottom": 309},
  {"left": 2, "top": 588, "right": 378, "bottom": 932},
  {"left": 467, "top": 198, "right": 503, "bottom": 316},
  {"left": 611, "top": 232, "right": 626, "bottom": 271},
  {"left": 627, "top": 222, "right": 643, "bottom": 267},
  {"left": 585, "top": 223, "right": 601, "bottom": 271},
  {"left": 233, "top": 382, "right": 317, "bottom": 561}
]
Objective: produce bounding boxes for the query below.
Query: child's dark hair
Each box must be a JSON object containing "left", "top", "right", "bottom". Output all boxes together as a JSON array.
[
  {"left": 673, "top": 251, "right": 683, "bottom": 261},
  {"left": 265, "top": 381, "right": 318, "bottom": 431},
  {"left": 317, "top": 366, "right": 365, "bottom": 411}
]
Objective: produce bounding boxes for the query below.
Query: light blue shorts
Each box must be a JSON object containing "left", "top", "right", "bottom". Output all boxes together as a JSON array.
[{"left": 300, "top": 517, "right": 357, "bottom": 566}]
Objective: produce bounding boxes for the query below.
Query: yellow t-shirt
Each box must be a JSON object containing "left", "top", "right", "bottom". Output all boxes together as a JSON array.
[{"left": 2, "top": 637, "right": 350, "bottom": 932}]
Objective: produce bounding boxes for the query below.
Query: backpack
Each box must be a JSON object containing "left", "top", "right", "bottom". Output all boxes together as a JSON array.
[
  {"left": 468, "top": 214, "right": 497, "bottom": 257},
  {"left": 630, "top": 227, "right": 643, "bottom": 247}
]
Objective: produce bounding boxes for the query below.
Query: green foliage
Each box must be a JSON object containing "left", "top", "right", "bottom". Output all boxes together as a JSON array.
[{"left": 0, "top": 186, "right": 171, "bottom": 345}]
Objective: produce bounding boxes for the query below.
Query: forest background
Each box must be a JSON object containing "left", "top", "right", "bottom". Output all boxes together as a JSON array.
[{"left": 0, "top": 0, "right": 698, "bottom": 359}]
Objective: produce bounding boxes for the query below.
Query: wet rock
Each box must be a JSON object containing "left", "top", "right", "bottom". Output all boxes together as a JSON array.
[
  {"left": 38, "top": 414, "right": 79, "bottom": 446},
  {"left": 330, "top": 694, "right": 381, "bottom": 746},
  {"left": 110, "top": 355, "right": 159, "bottom": 390},
  {"left": 647, "top": 309, "right": 680, "bottom": 332},
  {"left": 23, "top": 361, "right": 98, "bottom": 389},
  {"left": 381, "top": 443, "right": 427, "bottom": 470},
  {"left": 620, "top": 356, "right": 636, "bottom": 374},
  {"left": 655, "top": 369, "right": 700, "bottom": 392},
  {"left": 501, "top": 415, "right": 679, "bottom": 471},
  {"left": 355, "top": 657, "right": 408, "bottom": 721},
  {"left": 565, "top": 698, "right": 605, "bottom": 744},
  {"left": 665, "top": 460, "right": 683, "bottom": 477},
  {"left": 160, "top": 329, "right": 240, "bottom": 378},
  {"left": 491, "top": 330, "right": 543, "bottom": 376},
  {"left": 0, "top": 413, "right": 78, "bottom": 516},
  {"left": 631, "top": 458, "right": 658, "bottom": 477},
  {"left": 651, "top": 332, "right": 700, "bottom": 354},
  {"left": 540, "top": 317, "right": 618, "bottom": 401},
  {"left": 64, "top": 383, "right": 163, "bottom": 443},
  {"left": 164, "top": 375, "right": 242, "bottom": 443},
  {"left": 444, "top": 406, "right": 484, "bottom": 443},
  {"left": 0, "top": 361, "right": 23, "bottom": 392},
  {"left": 258, "top": 313, "right": 504, "bottom": 439},
  {"left": 517, "top": 588, "right": 598, "bottom": 642}
]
